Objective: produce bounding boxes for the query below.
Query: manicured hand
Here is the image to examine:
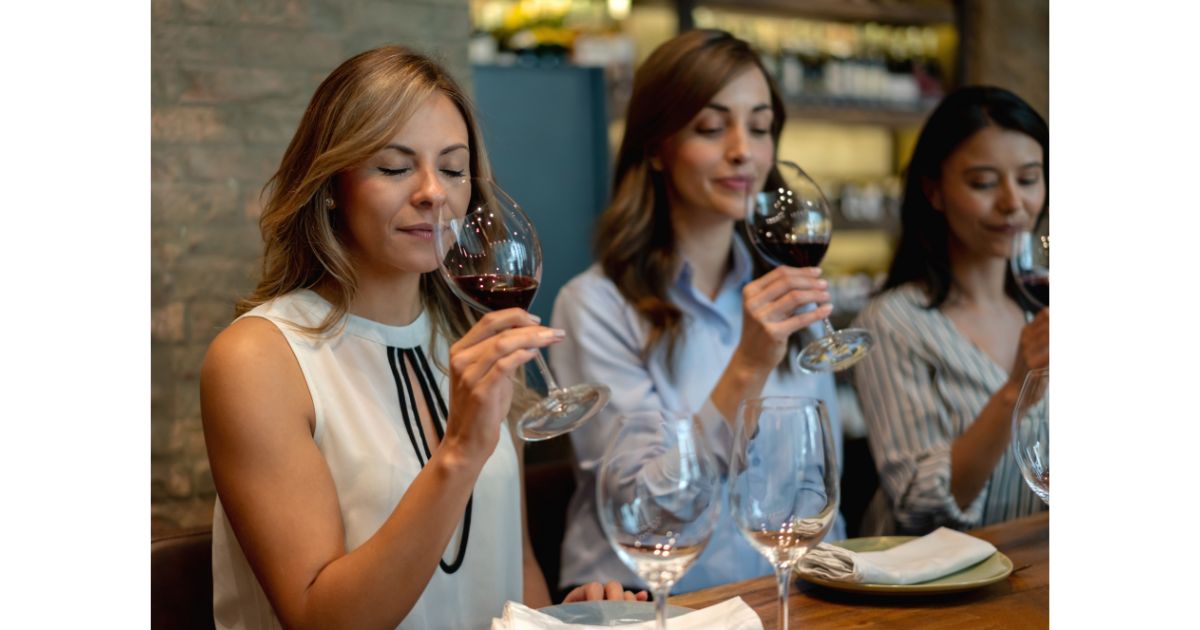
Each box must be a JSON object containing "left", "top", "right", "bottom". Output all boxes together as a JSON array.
[
  {"left": 444, "top": 309, "right": 564, "bottom": 462},
  {"left": 734, "top": 265, "right": 832, "bottom": 373},
  {"left": 561, "top": 580, "right": 649, "bottom": 603}
]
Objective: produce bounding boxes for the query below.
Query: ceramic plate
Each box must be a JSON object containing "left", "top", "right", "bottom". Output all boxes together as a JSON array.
[
  {"left": 540, "top": 601, "right": 692, "bottom": 625},
  {"left": 796, "top": 536, "right": 1014, "bottom": 595}
]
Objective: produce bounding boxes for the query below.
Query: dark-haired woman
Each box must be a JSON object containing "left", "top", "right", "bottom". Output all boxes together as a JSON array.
[
  {"left": 852, "top": 85, "right": 1049, "bottom": 536},
  {"left": 549, "top": 29, "right": 846, "bottom": 595}
]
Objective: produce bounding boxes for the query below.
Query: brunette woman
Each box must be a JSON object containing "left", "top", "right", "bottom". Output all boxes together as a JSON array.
[
  {"left": 852, "top": 85, "right": 1050, "bottom": 535},
  {"left": 550, "top": 30, "right": 846, "bottom": 595}
]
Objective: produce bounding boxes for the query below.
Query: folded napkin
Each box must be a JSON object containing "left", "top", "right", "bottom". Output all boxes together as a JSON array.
[
  {"left": 796, "top": 527, "right": 996, "bottom": 585},
  {"left": 490, "top": 597, "right": 762, "bottom": 630}
]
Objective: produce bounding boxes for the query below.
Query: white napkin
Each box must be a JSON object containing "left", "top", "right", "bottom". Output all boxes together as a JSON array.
[
  {"left": 796, "top": 527, "right": 996, "bottom": 585},
  {"left": 490, "top": 597, "right": 762, "bottom": 630}
]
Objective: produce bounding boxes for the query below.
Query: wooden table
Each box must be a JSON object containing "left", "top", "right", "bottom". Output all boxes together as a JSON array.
[{"left": 670, "top": 512, "right": 1049, "bottom": 629}]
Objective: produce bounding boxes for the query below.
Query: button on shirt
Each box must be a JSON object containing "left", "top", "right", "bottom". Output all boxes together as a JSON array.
[{"left": 549, "top": 237, "right": 845, "bottom": 594}]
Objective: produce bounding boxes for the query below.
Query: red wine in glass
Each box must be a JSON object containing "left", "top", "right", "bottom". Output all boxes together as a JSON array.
[
  {"left": 454, "top": 274, "right": 539, "bottom": 311},
  {"left": 1011, "top": 210, "right": 1049, "bottom": 311},
  {"left": 745, "top": 160, "right": 874, "bottom": 372},
  {"left": 1018, "top": 272, "right": 1049, "bottom": 308},
  {"left": 751, "top": 227, "right": 830, "bottom": 269},
  {"left": 436, "top": 178, "right": 610, "bottom": 441}
]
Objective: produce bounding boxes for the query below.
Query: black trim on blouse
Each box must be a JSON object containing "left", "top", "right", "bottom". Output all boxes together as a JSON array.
[{"left": 388, "top": 345, "right": 470, "bottom": 574}]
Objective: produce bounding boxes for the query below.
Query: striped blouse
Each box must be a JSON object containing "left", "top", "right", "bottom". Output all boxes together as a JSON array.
[{"left": 851, "top": 283, "right": 1046, "bottom": 534}]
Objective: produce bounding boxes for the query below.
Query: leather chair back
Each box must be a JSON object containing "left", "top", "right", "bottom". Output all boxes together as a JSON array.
[{"left": 151, "top": 526, "right": 214, "bottom": 630}]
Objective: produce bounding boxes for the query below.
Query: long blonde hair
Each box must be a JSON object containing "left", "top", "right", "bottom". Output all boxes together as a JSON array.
[
  {"left": 238, "top": 45, "right": 488, "bottom": 352},
  {"left": 595, "top": 30, "right": 792, "bottom": 366},
  {"left": 237, "top": 46, "right": 540, "bottom": 418}
]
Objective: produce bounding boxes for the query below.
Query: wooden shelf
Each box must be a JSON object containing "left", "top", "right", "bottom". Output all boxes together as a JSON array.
[
  {"left": 683, "top": 0, "right": 956, "bottom": 25},
  {"left": 785, "top": 100, "right": 933, "bottom": 128}
]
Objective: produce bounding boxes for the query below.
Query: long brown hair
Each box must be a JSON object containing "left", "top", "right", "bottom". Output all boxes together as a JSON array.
[
  {"left": 237, "top": 45, "right": 488, "bottom": 352},
  {"left": 882, "top": 85, "right": 1049, "bottom": 311},
  {"left": 595, "top": 29, "right": 790, "bottom": 365}
]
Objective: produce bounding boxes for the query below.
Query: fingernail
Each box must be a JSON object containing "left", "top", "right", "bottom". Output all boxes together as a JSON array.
[
  {"left": 817, "top": 279, "right": 828, "bottom": 288},
  {"left": 539, "top": 329, "right": 566, "bottom": 340},
  {"left": 529, "top": 313, "right": 541, "bottom": 323}
]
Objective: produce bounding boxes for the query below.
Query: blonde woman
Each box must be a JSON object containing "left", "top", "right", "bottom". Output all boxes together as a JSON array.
[
  {"left": 201, "top": 46, "right": 638, "bottom": 630},
  {"left": 550, "top": 30, "right": 846, "bottom": 595}
]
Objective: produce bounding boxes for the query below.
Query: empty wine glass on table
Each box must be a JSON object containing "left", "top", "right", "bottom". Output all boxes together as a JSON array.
[
  {"left": 596, "top": 412, "right": 722, "bottom": 630},
  {"left": 435, "top": 178, "right": 610, "bottom": 440},
  {"left": 745, "top": 160, "right": 874, "bottom": 372},
  {"left": 1011, "top": 208, "right": 1049, "bottom": 310},
  {"left": 1012, "top": 367, "right": 1049, "bottom": 504},
  {"left": 730, "top": 397, "right": 839, "bottom": 630}
]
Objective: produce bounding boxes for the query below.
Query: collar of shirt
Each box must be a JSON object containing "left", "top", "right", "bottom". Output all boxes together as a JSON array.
[{"left": 669, "top": 235, "right": 755, "bottom": 332}]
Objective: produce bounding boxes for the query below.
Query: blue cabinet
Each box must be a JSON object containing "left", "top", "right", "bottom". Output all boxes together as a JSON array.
[{"left": 472, "top": 65, "right": 611, "bottom": 322}]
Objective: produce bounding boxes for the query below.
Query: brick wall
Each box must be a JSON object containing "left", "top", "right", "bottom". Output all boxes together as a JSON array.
[{"left": 150, "top": 0, "right": 472, "bottom": 534}]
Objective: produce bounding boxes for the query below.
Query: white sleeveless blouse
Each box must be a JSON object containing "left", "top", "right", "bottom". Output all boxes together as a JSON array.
[{"left": 211, "top": 290, "right": 523, "bottom": 629}]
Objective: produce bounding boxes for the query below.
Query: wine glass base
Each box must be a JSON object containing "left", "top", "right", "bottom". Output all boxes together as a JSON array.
[
  {"left": 517, "top": 383, "right": 611, "bottom": 441},
  {"left": 798, "top": 328, "right": 874, "bottom": 373}
]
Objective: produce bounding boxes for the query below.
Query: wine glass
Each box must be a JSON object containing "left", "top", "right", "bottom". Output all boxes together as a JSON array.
[
  {"left": 1011, "top": 367, "right": 1049, "bottom": 504},
  {"left": 1011, "top": 208, "right": 1049, "bottom": 310},
  {"left": 745, "top": 160, "right": 874, "bottom": 372},
  {"left": 435, "top": 178, "right": 610, "bottom": 441},
  {"left": 730, "top": 397, "right": 839, "bottom": 630},
  {"left": 596, "top": 411, "right": 722, "bottom": 630}
]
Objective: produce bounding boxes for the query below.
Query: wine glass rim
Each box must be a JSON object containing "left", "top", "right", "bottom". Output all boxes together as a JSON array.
[
  {"left": 741, "top": 395, "right": 824, "bottom": 408},
  {"left": 433, "top": 177, "right": 543, "bottom": 314}
]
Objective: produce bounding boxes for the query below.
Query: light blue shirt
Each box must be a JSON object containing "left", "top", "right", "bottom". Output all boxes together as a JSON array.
[{"left": 550, "top": 237, "right": 845, "bottom": 594}]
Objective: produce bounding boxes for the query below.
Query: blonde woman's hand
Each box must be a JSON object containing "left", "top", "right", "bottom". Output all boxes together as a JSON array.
[
  {"left": 444, "top": 309, "right": 564, "bottom": 464},
  {"left": 733, "top": 266, "right": 832, "bottom": 374}
]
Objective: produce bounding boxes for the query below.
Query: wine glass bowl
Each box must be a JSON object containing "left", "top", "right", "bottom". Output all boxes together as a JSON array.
[
  {"left": 746, "top": 160, "right": 874, "bottom": 372},
  {"left": 1011, "top": 209, "right": 1049, "bottom": 310},
  {"left": 436, "top": 178, "right": 610, "bottom": 441},
  {"left": 730, "top": 396, "right": 839, "bottom": 630},
  {"left": 1011, "top": 367, "right": 1049, "bottom": 504},
  {"left": 597, "top": 412, "right": 722, "bottom": 630}
]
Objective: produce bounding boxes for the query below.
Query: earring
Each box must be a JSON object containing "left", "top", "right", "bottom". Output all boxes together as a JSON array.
[
  {"left": 324, "top": 196, "right": 335, "bottom": 210},
  {"left": 649, "top": 157, "right": 663, "bottom": 171}
]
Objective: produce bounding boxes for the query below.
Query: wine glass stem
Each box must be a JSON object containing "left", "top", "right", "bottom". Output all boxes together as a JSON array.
[
  {"left": 820, "top": 317, "right": 837, "bottom": 339},
  {"left": 653, "top": 585, "right": 670, "bottom": 630},
  {"left": 532, "top": 351, "right": 561, "bottom": 392},
  {"left": 775, "top": 564, "right": 791, "bottom": 630}
]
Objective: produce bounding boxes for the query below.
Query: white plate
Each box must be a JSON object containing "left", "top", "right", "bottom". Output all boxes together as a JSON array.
[{"left": 540, "top": 601, "right": 692, "bottom": 625}]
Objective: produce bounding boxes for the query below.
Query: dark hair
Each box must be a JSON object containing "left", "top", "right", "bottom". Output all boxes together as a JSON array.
[
  {"left": 595, "top": 29, "right": 788, "bottom": 364},
  {"left": 882, "top": 85, "right": 1048, "bottom": 309}
]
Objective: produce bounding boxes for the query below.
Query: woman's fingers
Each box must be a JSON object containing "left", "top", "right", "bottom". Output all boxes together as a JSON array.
[
  {"left": 451, "top": 308, "right": 540, "bottom": 352},
  {"left": 771, "top": 304, "right": 834, "bottom": 334},
  {"left": 603, "top": 580, "right": 625, "bottom": 601},
  {"left": 745, "top": 267, "right": 827, "bottom": 313},
  {"left": 568, "top": 582, "right": 604, "bottom": 602},
  {"left": 754, "top": 287, "right": 832, "bottom": 323},
  {"left": 455, "top": 326, "right": 563, "bottom": 385}
]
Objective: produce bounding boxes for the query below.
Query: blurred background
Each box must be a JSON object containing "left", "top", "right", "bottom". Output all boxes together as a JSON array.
[{"left": 151, "top": 0, "right": 1047, "bottom": 535}]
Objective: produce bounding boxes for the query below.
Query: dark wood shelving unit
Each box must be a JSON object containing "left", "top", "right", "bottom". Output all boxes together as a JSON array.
[
  {"left": 785, "top": 100, "right": 934, "bottom": 128},
  {"left": 646, "top": 0, "right": 956, "bottom": 26}
]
